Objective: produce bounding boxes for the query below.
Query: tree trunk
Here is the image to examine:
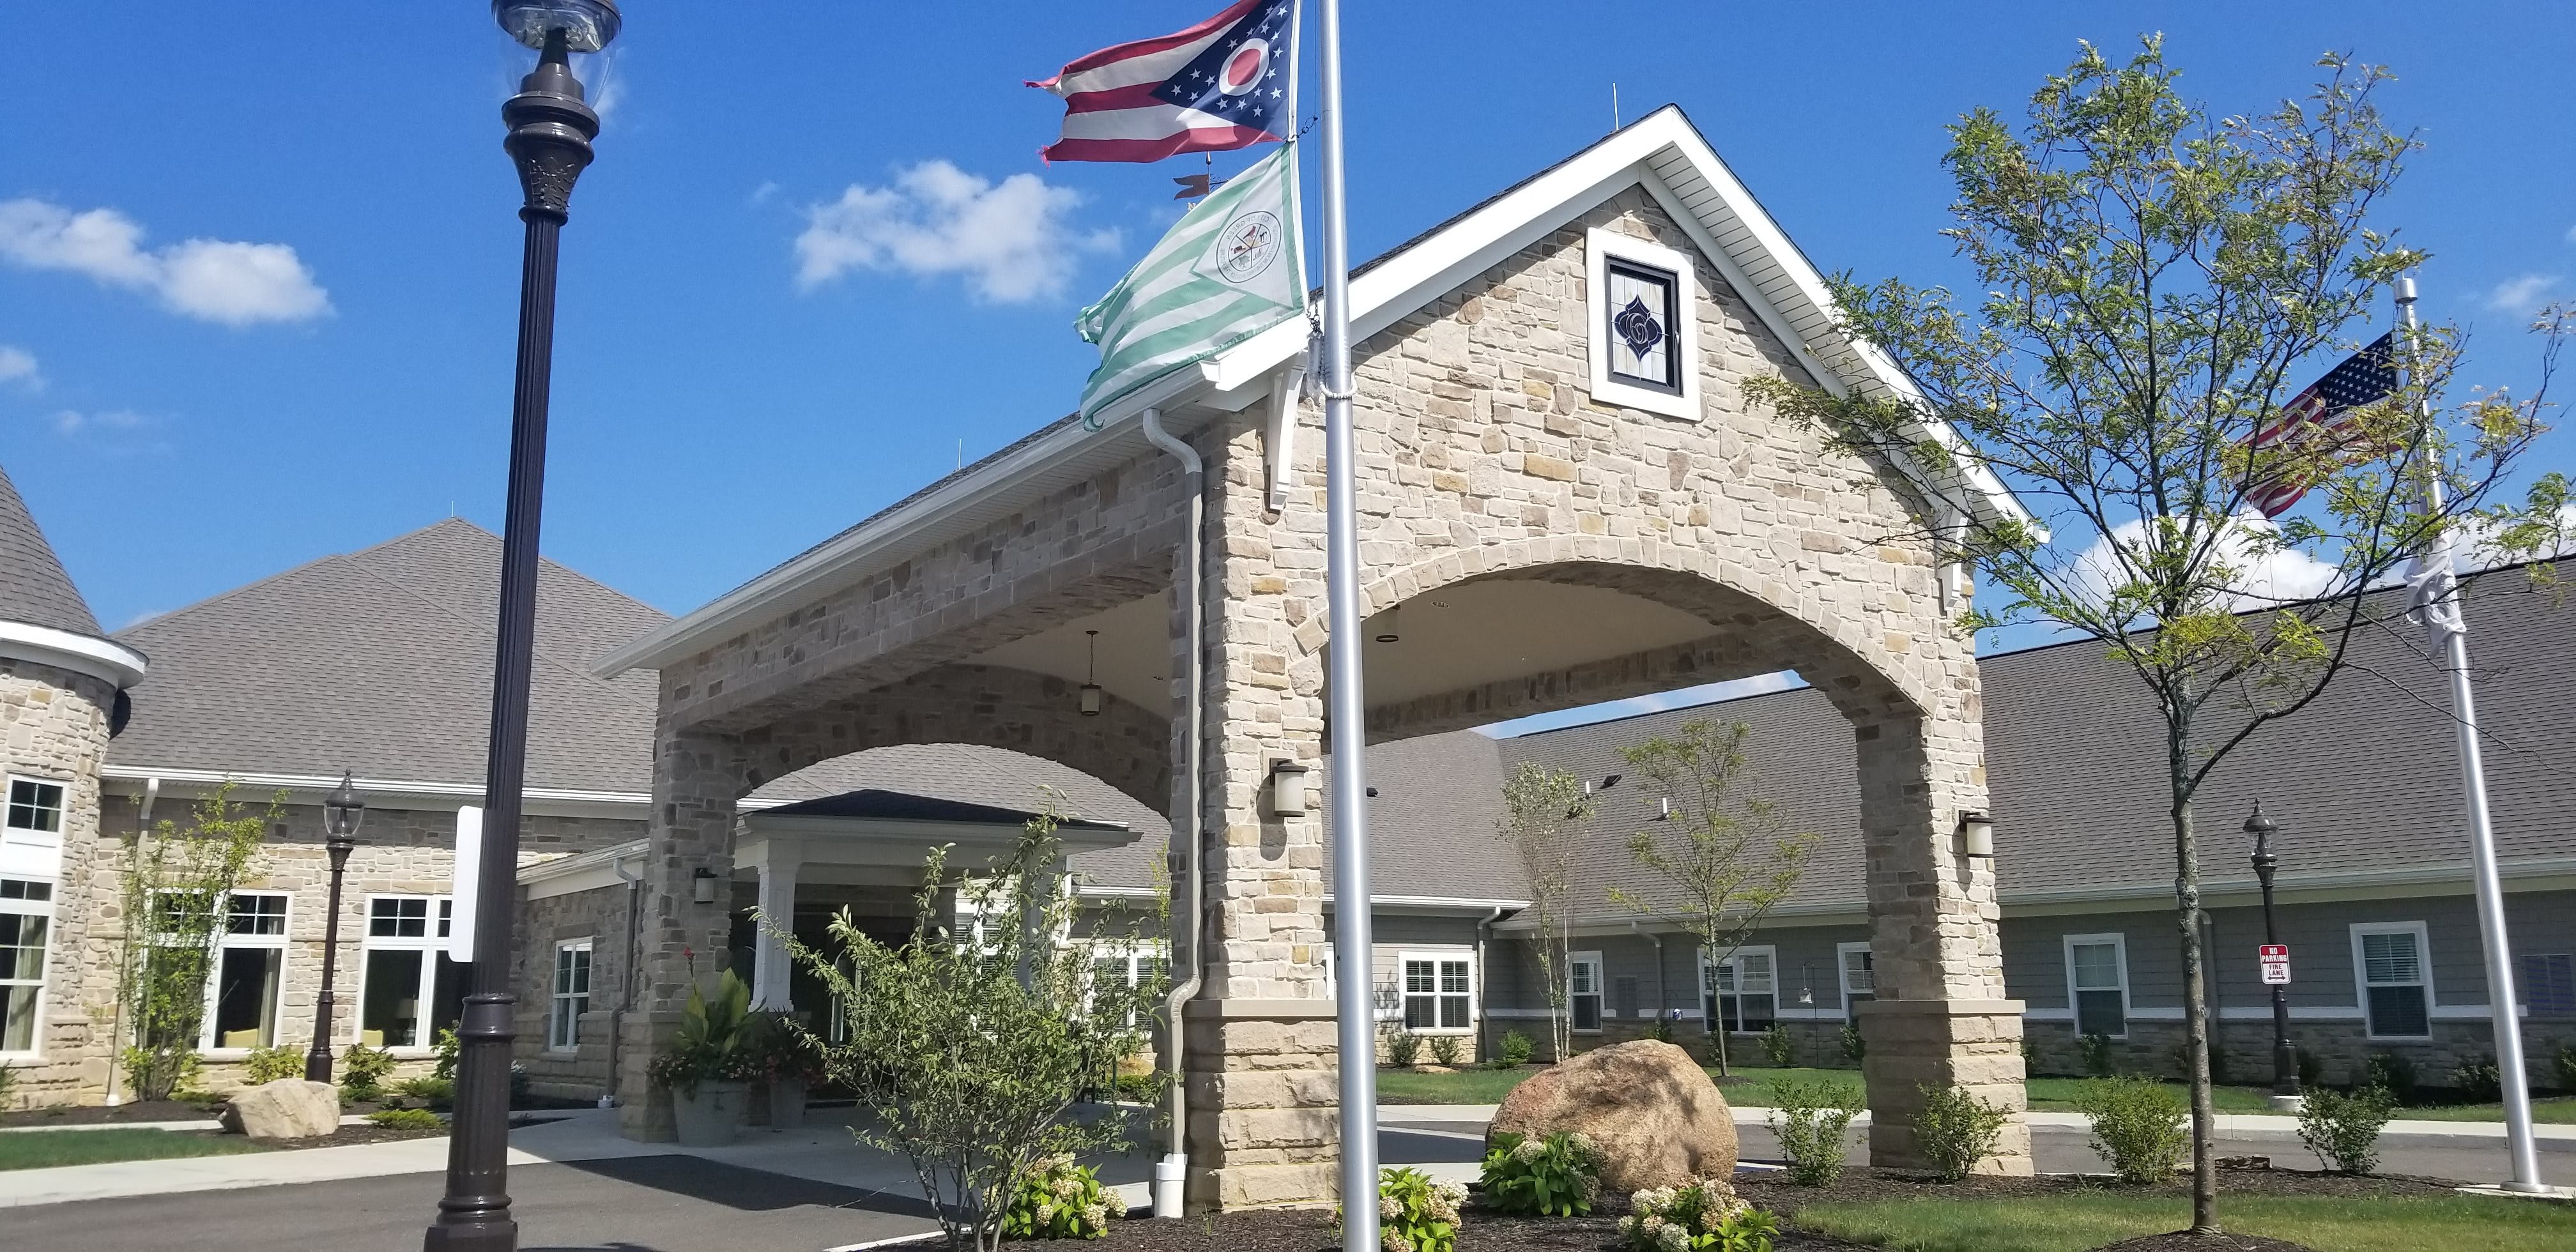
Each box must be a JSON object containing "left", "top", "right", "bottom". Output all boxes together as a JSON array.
[
  {"left": 2167, "top": 706, "right": 2220, "bottom": 1233},
  {"left": 1707, "top": 933, "right": 1732, "bottom": 1078}
]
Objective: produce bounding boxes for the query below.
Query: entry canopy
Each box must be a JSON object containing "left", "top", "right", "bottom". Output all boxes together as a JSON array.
[{"left": 740, "top": 788, "right": 1138, "bottom": 874}]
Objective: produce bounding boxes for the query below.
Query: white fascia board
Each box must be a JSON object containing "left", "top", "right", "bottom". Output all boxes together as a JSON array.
[
  {"left": 100, "top": 765, "right": 649, "bottom": 821},
  {"left": 520, "top": 839, "right": 649, "bottom": 897},
  {"left": 0, "top": 621, "right": 148, "bottom": 688},
  {"left": 1319, "top": 894, "right": 1533, "bottom": 915}
]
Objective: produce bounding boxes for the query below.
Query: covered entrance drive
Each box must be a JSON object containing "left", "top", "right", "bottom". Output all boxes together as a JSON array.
[{"left": 592, "top": 108, "right": 2036, "bottom": 1207}]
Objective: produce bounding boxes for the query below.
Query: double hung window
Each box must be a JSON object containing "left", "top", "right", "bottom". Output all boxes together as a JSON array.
[
  {"left": 3, "top": 778, "right": 65, "bottom": 876},
  {"left": 206, "top": 892, "right": 288, "bottom": 1050},
  {"left": 1702, "top": 948, "right": 1778, "bottom": 1034},
  {"left": 360, "top": 896, "right": 464, "bottom": 1048},
  {"left": 1400, "top": 954, "right": 1473, "bottom": 1033},
  {"left": 2354, "top": 923, "right": 2432, "bottom": 1040},
  {"left": 549, "top": 940, "right": 592, "bottom": 1052},
  {"left": 2066, "top": 935, "right": 2130, "bottom": 1039},
  {"left": 1838, "top": 943, "right": 1876, "bottom": 1021},
  {"left": 0, "top": 878, "right": 51, "bottom": 1055},
  {"left": 1567, "top": 952, "right": 1603, "bottom": 1032}
]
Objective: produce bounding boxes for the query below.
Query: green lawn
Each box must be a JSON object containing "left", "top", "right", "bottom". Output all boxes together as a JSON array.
[
  {"left": 1376, "top": 1063, "right": 2278, "bottom": 1114},
  {"left": 1792, "top": 1193, "right": 2576, "bottom": 1252},
  {"left": 0, "top": 1127, "right": 272, "bottom": 1172},
  {"left": 2388, "top": 1096, "right": 2576, "bottom": 1124}
]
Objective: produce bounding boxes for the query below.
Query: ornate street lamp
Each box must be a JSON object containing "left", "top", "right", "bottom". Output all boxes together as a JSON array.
[
  {"left": 425, "top": 4, "right": 617, "bottom": 1249},
  {"left": 303, "top": 772, "right": 365, "bottom": 1082},
  {"left": 2246, "top": 802, "right": 2298, "bottom": 1102}
]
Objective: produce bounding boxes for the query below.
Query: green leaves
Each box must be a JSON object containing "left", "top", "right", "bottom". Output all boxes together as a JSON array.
[{"left": 1480, "top": 1130, "right": 1604, "bottom": 1217}]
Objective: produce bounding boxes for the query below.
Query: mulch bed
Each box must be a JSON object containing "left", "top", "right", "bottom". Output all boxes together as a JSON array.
[
  {"left": 2092, "top": 1237, "right": 2319, "bottom": 1252},
  {"left": 1080, "top": 1202, "right": 1869, "bottom": 1250}
]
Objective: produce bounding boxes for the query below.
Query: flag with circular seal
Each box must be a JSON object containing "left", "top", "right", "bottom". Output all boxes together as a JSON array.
[{"left": 1076, "top": 143, "right": 1304, "bottom": 427}]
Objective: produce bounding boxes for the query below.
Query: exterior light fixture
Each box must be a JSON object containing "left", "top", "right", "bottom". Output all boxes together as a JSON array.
[
  {"left": 1270, "top": 760, "right": 1312, "bottom": 816},
  {"left": 1657, "top": 797, "right": 1671, "bottom": 821},
  {"left": 305, "top": 771, "right": 366, "bottom": 1083},
  {"left": 1957, "top": 809, "right": 1995, "bottom": 859},
  {"left": 691, "top": 867, "right": 719, "bottom": 905},
  {"left": 1372, "top": 605, "right": 1400, "bottom": 643},
  {"left": 493, "top": 0, "right": 622, "bottom": 52},
  {"left": 1079, "top": 629, "right": 1103, "bottom": 716}
]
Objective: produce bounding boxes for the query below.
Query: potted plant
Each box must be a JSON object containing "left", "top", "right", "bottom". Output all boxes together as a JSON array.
[
  {"left": 740, "top": 1011, "right": 825, "bottom": 1131},
  {"left": 647, "top": 970, "right": 755, "bottom": 1146}
]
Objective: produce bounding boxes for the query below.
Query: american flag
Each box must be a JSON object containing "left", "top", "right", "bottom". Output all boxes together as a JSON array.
[
  {"left": 1031, "top": 0, "right": 1296, "bottom": 164},
  {"left": 2244, "top": 333, "right": 2399, "bottom": 518}
]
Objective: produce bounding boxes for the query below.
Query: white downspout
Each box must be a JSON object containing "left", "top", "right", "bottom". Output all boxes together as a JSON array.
[
  {"left": 1632, "top": 920, "right": 1667, "bottom": 1032},
  {"left": 1140, "top": 406, "right": 1206, "bottom": 1219},
  {"left": 1475, "top": 905, "right": 1505, "bottom": 1060},
  {"left": 608, "top": 851, "right": 643, "bottom": 1108}
]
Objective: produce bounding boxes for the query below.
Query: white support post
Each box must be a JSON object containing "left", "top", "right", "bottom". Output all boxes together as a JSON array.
[{"left": 752, "top": 841, "right": 801, "bottom": 1011}]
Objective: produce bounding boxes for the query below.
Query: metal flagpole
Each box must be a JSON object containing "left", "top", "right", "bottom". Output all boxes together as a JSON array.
[
  {"left": 2397, "top": 275, "right": 2548, "bottom": 1193},
  {"left": 1315, "top": 0, "right": 1381, "bottom": 1245}
]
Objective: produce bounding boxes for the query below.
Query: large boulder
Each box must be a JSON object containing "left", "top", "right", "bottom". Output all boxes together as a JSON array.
[
  {"left": 220, "top": 1079, "right": 341, "bottom": 1140},
  {"left": 1487, "top": 1040, "right": 1736, "bottom": 1193}
]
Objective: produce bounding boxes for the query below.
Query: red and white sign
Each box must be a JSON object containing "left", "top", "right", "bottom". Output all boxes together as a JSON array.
[{"left": 2259, "top": 943, "right": 2291, "bottom": 986}]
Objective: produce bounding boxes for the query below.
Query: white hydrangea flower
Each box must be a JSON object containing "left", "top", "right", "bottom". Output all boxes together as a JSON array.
[
  {"left": 1081, "top": 1202, "right": 1108, "bottom": 1229},
  {"left": 1380, "top": 1193, "right": 1402, "bottom": 1219},
  {"left": 1382, "top": 1232, "right": 1414, "bottom": 1252},
  {"left": 1034, "top": 1202, "right": 1057, "bottom": 1225},
  {"left": 1655, "top": 1225, "right": 1691, "bottom": 1252},
  {"left": 1513, "top": 1138, "right": 1546, "bottom": 1162}
]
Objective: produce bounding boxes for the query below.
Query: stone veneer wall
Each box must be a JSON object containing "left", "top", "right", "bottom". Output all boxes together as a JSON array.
[
  {"left": 20, "top": 797, "right": 640, "bottom": 1106},
  {"left": 2, "top": 657, "right": 114, "bottom": 1110},
  {"left": 515, "top": 881, "right": 632, "bottom": 1103}
]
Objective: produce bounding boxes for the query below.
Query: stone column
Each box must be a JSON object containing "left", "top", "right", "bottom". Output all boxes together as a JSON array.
[
  {"left": 1851, "top": 712, "right": 2032, "bottom": 1175},
  {"left": 1183, "top": 413, "right": 1341, "bottom": 1211},
  {"left": 616, "top": 724, "right": 744, "bottom": 1140},
  {"left": 750, "top": 839, "right": 800, "bottom": 1011}
]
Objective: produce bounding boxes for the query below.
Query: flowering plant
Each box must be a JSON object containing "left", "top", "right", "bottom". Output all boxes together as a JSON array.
[
  {"left": 1351, "top": 1166, "right": 1464, "bottom": 1252},
  {"left": 1480, "top": 1130, "right": 1604, "bottom": 1216},
  {"left": 999, "top": 1155, "right": 1123, "bottom": 1241},
  {"left": 1618, "top": 1179, "right": 1779, "bottom": 1252}
]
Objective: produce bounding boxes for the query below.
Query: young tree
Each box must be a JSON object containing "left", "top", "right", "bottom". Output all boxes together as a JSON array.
[
  {"left": 785, "top": 807, "right": 1161, "bottom": 1252},
  {"left": 115, "top": 783, "right": 275, "bottom": 1101},
  {"left": 1612, "top": 720, "right": 1813, "bottom": 1078},
  {"left": 1496, "top": 762, "right": 1591, "bottom": 1062},
  {"left": 1747, "top": 40, "right": 2563, "bottom": 1232}
]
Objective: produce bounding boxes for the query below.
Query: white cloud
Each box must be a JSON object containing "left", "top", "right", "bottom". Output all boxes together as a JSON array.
[
  {"left": 794, "top": 162, "right": 1117, "bottom": 303},
  {"left": 2061, "top": 512, "right": 2342, "bottom": 623},
  {"left": 0, "top": 344, "right": 38, "bottom": 390},
  {"left": 0, "top": 198, "right": 330, "bottom": 326},
  {"left": 2485, "top": 273, "right": 2562, "bottom": 317},
  {"left": 47, "top": 408, "right": 150, "bottom": 436}
]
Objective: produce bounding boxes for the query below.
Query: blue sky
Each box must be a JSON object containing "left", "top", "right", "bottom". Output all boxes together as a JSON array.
[{"left": 4, "top": 3, "right": 2568, "bottom": 731}]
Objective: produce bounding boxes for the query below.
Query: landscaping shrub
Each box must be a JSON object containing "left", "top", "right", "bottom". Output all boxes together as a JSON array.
[
  {"left": 1427, "top": 1035, "right": 1462, "bottom": 1067},
  {"left": 1843, "top": 1023, "right": 1867, "bottom": 1065},
  {"left": 1759, "top": 1023, "right": 1795, "bottom": 1068},
  {"left": 339, "top": 1043, "right": 397, "bottom": 1101},
  {"left": 2077, "top": 1031, "right": 2115, "bottom": 1078},
  {"left": 433, "top": 1028, "right": 460, "bottom": 1081},
  {"left": 1910, "top": 1084, "right": 2012, "bottom": 1182},
  {"left": 999, "top": 1156, "right": 1121, "bottom": 1241},
  {"left": 2073, "top": 1075, "right": 2187, "bottom": 1184},
  {"left": 2363, "top": 1051, "right": 2418, "bottom": 1104},
  {"left": 1480, "top": 1130, "right": 1602, "bottom": 1216},
  {"left": 1363, "top": 1166, "right": 1464, "bottom": 1252},
  {"left": 2558, "top": 1042, "right": 2576, "bottom": 1094},
  {"left": 1766, "top": 1078, "right": 1862, "bottom": 1186},
  {"left": 1385, "top": 1030, "right": 1422, "bottom": 1068},
  {"left": 2298, "top": 1084, "right": 2396, "bottom": 1175},
  {"left": 1643, "top": 1014, "right": 1674, "bottom": 1044},
  {"left": 1620, "top": 1179, "right": 1779, "bottom": 1251},
  {"left": 241, "top": 1044, "right": 303, "bottom": 1085},
  {"left": 647, "top": 970, "right": 763, "bottom": 1098},
  {"left": 1495, "top": 1030, "right": 1534, "bottom": 1069},
  {"left": 2451, "top": 1055, "right": 2502, "bottom": 1104},
  {"left": 2297, "top": 1045, "right": 2323, "bottom": 1090},
  {"left": 367, "top": 1108, "right": 445, "bottom": 1131},
  {"left": 395, "top": 1076, "right": 455, "bottom": 1110}
]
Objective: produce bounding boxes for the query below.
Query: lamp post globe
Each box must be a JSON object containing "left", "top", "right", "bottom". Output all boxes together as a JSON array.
[
  {"left": 2245, "top": 802, "right": 2298, "bottom": 1102},
  {"left": 304, "top": 772, "right": 366, "bottom": 1083},
  {"left": 426, "top": 7, "right": 616, "bottom": 1250}
]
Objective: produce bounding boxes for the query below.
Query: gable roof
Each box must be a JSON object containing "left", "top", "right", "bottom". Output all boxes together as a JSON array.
[
  {"left": 0, "top": 461, "right": 104, "bottom": 637},
  {"left": 757, "top": 788, "right": 1126, "bottom": 832},
  {"left": 599, "top": 106, "right": 2027, "bottom": 679},
  {"left": 107, "top": 519, "right": 670, "bottom": 795}
]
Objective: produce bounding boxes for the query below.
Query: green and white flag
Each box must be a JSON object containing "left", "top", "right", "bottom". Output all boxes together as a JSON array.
[{"left": 1077, "top": 144, "right": 1305, "bottom": 427}]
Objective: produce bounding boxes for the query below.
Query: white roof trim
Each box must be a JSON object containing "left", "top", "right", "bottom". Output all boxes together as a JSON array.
[
  {"left": 0, "top": 620, "right": 147, "bottom": 688},
  {"left": 601, "top": 107, "right": 2031, "bottom": 678}
]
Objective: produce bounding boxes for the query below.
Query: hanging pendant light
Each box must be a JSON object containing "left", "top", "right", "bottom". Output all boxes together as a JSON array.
[
  {"left": 1079, "top": 629, "right": 1103, "bottom": 716},
  {"left": 1373, "top": 604, "right": 1401, "bottom": 643}
]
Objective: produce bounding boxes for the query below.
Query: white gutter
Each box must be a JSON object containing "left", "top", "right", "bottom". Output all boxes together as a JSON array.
[
  {"left": 1140, "top": 406, "right": 1204, "bottom": 1221},
  {"left": 0, "top": 621, "right": 147, "bottom": 688}
]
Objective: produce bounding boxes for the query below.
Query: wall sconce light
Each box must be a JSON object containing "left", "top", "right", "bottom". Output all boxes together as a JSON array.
[
  {"left": 1270, "top": 760, "right": 1312, "bottom": 816},
  {"left": 1372, "top": 604, "right": 1400, "bottom": 643},
  {"left": 691, "top": 867, "right": 719, "bottom": 905},
  {"left": 1078, "top": 629, "right": 1103, "bottom": 717},
  {"left": 1657, "top": 796, "right": 1671, "bottom": 821},
  {"left": 1957, "top": 809, "right": 1995, "bottom": 859}
]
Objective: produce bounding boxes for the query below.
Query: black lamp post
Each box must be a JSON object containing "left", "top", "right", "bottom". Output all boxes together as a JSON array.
[
  {"left": 425, "top": 4, "right": 617, "bottom": 1249},
  {"left": 2246, "top": 802, "right": 2298, "bottom": 1100},
  {"left": 303, "top": 772, "right": 366, "bottom": 1082}
]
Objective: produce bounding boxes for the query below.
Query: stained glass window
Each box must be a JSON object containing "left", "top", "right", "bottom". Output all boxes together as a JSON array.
[{"left": 1604, "top": 260, "right": 1680, "bottom": 394}]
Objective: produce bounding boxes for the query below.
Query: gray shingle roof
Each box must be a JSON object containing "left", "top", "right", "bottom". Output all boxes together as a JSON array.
[
  {"left": 0, "top": 461, "right": 104, "bottom": 636},
  {"left": 1319, "top": 729, "right": 1531, "bottom": 903},
  {"left": 749, "top": 744, "right": 1167, "bottom": 890},
  {"left": 107, "top": 519, "right": 670, "bottom": 792}
]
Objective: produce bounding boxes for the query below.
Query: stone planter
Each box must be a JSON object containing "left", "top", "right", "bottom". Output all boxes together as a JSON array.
[
  {"left": 670, "top": 1080, "right": 748, "bottom": 1147},
  {"left": 767, "top": 1078, "right": 809, "bottom": 1131}
]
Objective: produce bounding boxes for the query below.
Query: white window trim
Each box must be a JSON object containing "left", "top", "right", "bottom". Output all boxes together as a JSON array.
[
  {"left": 1567, "top": 950, "right": 1605, "bottom": 1034},
  {"left": 1837, "top": 942, "right": 1876, "bottom": 1021},
  {"left": 3, "top": 775, "right": 68, "bottom": 880},
  {"left": 1080, "top": 940, "right": 1169, "bottom": 1027},
  {"left": 549, "top": 938, "right": 594, "bottom": 1054},
  {"left": 0, "top": 876, "right": 56, "bottom": 1060},
  {"left": 355, "top": 892, "right": 456, "bottom": 1054},
  {"left": 1397, "top": 950, "right": 1477, "bottom": 1036},
  {"left": 2063, "top": 932, "right": 2133, "bottom": 1041},
  {"left": 1699, "top": 945, "right": 1781, "bottom": 1034},
  {"left": 199, "top": 890, "right": 292, "bottom": 1055},
  {"left": 2351, "top": 920, "right": 2435, "bottom": 1041},
  {"left": 1584, "top": 228, "right": 1704, "bottom": 422}
]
